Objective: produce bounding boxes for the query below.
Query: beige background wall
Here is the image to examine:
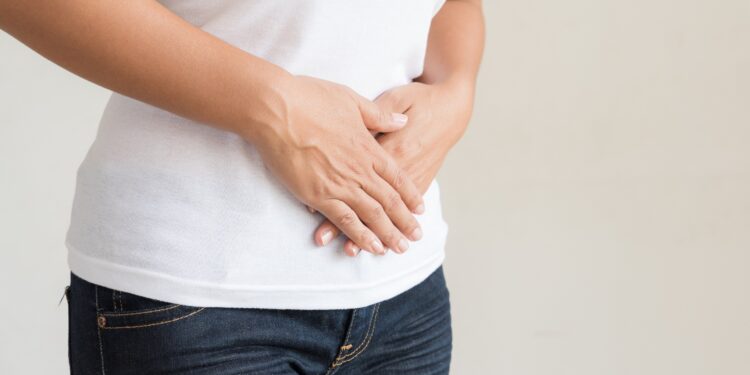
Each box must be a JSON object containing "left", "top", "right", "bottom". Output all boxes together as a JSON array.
[{"left": 1, "top": 1, "right": 748, "bottom": 373}]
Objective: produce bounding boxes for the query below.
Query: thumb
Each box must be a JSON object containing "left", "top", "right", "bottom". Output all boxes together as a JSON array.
[{"left": 358, "top": 99, "right": 408, "bottom": 133}]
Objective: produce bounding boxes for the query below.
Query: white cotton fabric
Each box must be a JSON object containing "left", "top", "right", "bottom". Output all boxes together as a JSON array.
[{"left": 66, "top": 0, "right": 449, "bottom": 309}]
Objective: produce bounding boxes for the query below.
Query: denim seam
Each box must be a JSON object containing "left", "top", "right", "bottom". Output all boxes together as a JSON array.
[
  {"left": 98, "top": 308, "right": 206, "bottom": 330},
  {"left": 335, "top": 303, "right": 379, "bottom": 361},
  {"left": 94, "top": 286, "right": 106, "bottom": 375},
  {"left": 341, "top": 309, "right": 357, "bottom": 347},
  {"left": 324, "top": 308, "right": 358, "bottom": 375},
  {"left": 111, "top": 290, "right": 117, "bottom": 312},
  {"left": 99, "top": 304, "right": 182, "bottom": 317},
  {"left": 330, "top": 303, "right": 380, "bottom": 369}
]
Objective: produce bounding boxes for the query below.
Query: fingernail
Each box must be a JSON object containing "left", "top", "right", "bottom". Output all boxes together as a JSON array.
[
  {"left": 390, "top": 113, "right": 408, "bottom": 126},
  {"left": 371, "top": 239, "right": 385, "bottom": 255},
  {"left": 410, "top": 227, "right": 423, "bottom": 241},
  {"left": 414, "top": 204, "right": 425, "bottom": 215},
  {"left": 398, "top": 238, "right": 409, "bottom": 253},
  {"left": 350, "top": 244, "right": 361, "bottom": 256},
  {"left": 320, "top": 230, "right": 333, "bottom": 246}
]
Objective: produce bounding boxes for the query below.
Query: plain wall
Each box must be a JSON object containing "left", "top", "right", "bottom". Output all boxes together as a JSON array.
[{"left": 1, "top": 1, "right": 749, "bottom": 373}]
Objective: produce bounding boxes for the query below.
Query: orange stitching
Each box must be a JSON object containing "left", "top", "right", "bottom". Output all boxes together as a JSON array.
[
  {"left": 325, "top": 308, "right": 360, "bottom": 375},
  {"left": 333, "top": 330, "right": 375, "bottom": 366},
  {"left": 333, "top": 303, "right": 380, "bottom": 363},
  {"left": 100, "top": 304, "right": 181, "bottom": 317},
  {"left": 100, "top": 308, "right": 206, "bottom": 330},
  {"left": 335, "top": 304, "right": 379, "bottom": 361},
  {"left": 331, "top": 304, "right": 380, "bottom": 367}
]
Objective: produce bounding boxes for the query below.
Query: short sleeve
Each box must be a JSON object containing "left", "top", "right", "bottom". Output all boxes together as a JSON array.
[{"left": 433, "top": 0, "right": 447, "bottom": 17}]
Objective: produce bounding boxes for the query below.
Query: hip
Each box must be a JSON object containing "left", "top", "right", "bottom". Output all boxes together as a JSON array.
[{"left": 65, "top": 265, "right": 452, "bottom": 374}]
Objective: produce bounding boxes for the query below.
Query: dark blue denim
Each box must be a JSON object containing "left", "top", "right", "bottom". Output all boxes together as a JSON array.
[{"left": 66, "top": 266, "right": 452, "bottom": 374}]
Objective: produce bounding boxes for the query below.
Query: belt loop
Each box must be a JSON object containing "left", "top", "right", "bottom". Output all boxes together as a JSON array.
[{"left": 58, "top": 285, "right": 71, "bottom": 306}]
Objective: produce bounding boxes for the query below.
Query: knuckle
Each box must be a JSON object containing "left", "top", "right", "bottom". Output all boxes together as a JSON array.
[
  {"left": 305, "top": 183, "right": 325, "bottom": 203},
  {"left": 345, "top": 158, "right": 364, "bottom": 175},
  {"left": 391, "top": 169, "right": 406, "bottom": 189},
  {"left": 336, "top": 212, "right": 358, "bottom": 227},
  {"left": 385, "top": 192, "right": 402, "bottom": 212},
  {"left": 309, "top": 181, "right": 341, "bottom": 202},
  {"left": 372, "top": 156, "right": 388, "bottom": 175},
  {"left": 358, "top": 228, "right": 372, "bottom": 244},
  {"left": 357, "top": 180, "right": 370, "bottom": 194},
  {"left": 378, "top": 109, "right": 390, "bottom": 124},
  {"left": 366, "top": 203, "right": 385, "bottom": 222}
]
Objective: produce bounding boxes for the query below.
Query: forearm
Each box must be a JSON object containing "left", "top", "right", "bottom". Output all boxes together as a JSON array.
[
  {"left": 415, "top": 0, "right": 485, "bottom": 149},
  {"left": 419, "top": 0, "right": 485, "bottom": 87},
  {"left": 0, "top": 0, "right": 291, "bottom": 141}
]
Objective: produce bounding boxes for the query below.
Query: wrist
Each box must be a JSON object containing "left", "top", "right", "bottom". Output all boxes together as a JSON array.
[
  {"left": 434, "top": 77, "right": 475, "bottom": 120},
  {"left": 234, "top": 67, "right": 297, "bottom": 144},
  {"left": 436, "top": 74, "right": 475, "bottom": 99},
  {"left": 423, "top": 77, "right": 475, "bottom": 150}
]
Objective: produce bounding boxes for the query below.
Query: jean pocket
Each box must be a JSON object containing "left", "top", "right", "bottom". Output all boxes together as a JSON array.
[{"left": 95, "top": 285, "right": 205, "bottom": 330}]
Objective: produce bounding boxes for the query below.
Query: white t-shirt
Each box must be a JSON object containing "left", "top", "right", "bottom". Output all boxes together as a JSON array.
[{"left": 66, "top": 0, "right": 449, "bottom": 309}]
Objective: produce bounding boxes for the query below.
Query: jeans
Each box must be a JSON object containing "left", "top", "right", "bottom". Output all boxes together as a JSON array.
[{"left": 66, "top": 266, "right": 452, "bottom": 374}]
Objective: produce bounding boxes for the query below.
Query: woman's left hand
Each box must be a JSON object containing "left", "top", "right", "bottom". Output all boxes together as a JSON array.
[{"left": 312, "top": 80, "right": 475, "bottom": 256}]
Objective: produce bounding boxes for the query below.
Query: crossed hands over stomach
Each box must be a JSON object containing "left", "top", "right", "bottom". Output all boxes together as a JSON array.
[{"left": 249, "top": 76, "right": 469, "bottom": 257}]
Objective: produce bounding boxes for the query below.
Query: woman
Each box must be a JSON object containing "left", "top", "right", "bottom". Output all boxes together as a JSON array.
[{"left": 1, "top": 0, "right": 483, "bottom": 373}]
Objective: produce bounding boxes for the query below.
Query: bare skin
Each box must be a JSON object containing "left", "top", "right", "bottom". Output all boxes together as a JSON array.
[
  {"left": 0, "top": 0, "right": 427, "bottom": 254},
  {"left": 313, "top": 0, "right": 486, "bottom": 256}
]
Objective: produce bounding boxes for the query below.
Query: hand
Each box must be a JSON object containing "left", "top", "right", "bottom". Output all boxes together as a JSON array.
[
  {"left": 313, "top": 80, "right": 475, "bottom": 256},
  {"left": 246, "top": 76, "right": 426, "bottom": 255}
]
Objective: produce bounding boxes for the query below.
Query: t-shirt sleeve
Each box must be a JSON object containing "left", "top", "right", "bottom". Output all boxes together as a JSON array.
[{"left": 433, "top": 0, "right": 447, "bottom": 17}]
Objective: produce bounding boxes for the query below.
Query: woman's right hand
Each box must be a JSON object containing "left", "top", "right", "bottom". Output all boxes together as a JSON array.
[
  {"left": 243, "top": 76, "right": 425, "bottom": 255},
  {"left": 0, "top": 0, "right": 422, "bottom": 257}
]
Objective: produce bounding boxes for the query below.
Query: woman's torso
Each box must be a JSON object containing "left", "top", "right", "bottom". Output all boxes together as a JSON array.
[{"left": 66, "top": 0, "right": 449, "bottom": 309}]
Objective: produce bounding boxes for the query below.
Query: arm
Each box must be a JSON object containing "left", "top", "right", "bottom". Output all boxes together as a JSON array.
[
  {"left": 314, "top": 0, "right": 485, "bottom": 255},
  {"left": 0, "top": 0, "right": 285, "bottom": 136},
  {"left": 0, "top": 0, "right": 425, "bottom": 255},
  {"left": 419, "top": 0, "right": 485, "bottom": 96},
  {"left": 411, "top": 0, "right": 485, "bottom": 151}
]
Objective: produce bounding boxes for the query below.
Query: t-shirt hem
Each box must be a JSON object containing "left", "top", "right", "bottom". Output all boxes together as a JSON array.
[{"left": 66, "top": 243, "right": 446, "bottom": 310}]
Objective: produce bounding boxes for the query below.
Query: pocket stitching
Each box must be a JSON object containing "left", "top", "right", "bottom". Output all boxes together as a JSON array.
[
  {"left": 98, "top": 307, "right": 206, "bottom": 330},
  {"left": 99, "top": 303, "right": 182, "bottom": 317}
]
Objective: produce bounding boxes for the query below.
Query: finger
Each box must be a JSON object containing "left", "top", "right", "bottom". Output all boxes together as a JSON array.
[
  {"left": 307, "top": 205, "right": 316, "bottom": 214},
  {"left": 373, "top": 154, "right": 425, "bottom": 215},
  {"left": 348, "top": 190, "right": 410, "bottom": 254},
  {"left": 343, "top": 239, "right": 361, "bottom": 256},
  {"left": 314, "top": 219, "right": 341, "bottom": 246},
  {"left": 358, "top": 98, "right": 409, "bottom": 133},
  {"left": 316, "top": 199, "right": 384, "bottom": 256},
  {"left": 361, "top": 171, "right": 423, "bottom": 243},
  {"left": 374, "top": 86, "right": 412, "bottom": 114}
]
